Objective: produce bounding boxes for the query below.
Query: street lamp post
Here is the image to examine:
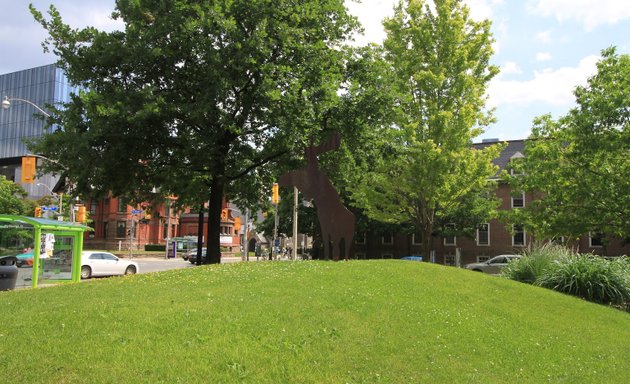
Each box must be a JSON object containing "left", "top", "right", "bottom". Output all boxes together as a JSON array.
[
  {"left": 2, "top": 96, "right": 51, "bottom": 117},
  {"left": 2, "top": 96, "right": 76, "bottom": 222},
  {"left": 37, "top": 183, "right": 63, "bottom": 220}
]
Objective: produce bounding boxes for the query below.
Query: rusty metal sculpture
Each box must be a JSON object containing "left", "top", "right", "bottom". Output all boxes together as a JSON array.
[{"left": 278, "top": 133, "right": 355, "bottom": 261}]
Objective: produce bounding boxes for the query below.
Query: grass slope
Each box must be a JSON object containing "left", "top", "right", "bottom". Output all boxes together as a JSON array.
[{"left": 1, "top": 260, "right": 629, "bottom": 383}]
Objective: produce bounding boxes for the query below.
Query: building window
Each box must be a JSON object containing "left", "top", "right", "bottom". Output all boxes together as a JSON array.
[
  {"left": 355, "top": 233, "right": 366, "bottom": 245},
  {"left": 477, "top": 224, "right": 489, "bottom": 246},
  {"left": 117, "top": 198, "right": 128, "bottom": 213},
  {"left": 509, "top": 152, "right": 525, "bottom": 175},
  {"left": 513, "top": 225, "right": 526, "bottom": 247},
  {"left": 412, "top": 232, "right": 422, "bottom": 245},
  {"left": 444, "top": 255, "right": 455, "bottom": 266},
  {"left": 382, "top": 233, "right": 393, "bottom": 245},
  {"left": 354, "top": 252, "right": 366, "bottom": 259},
  {"left": 116, "top": 221, "right": 126, "bottom": 238},
  {"left": 590, "top": 232, "right": 604, "bottom": 247},
  {"left": 443, "top": 224, "right": 456, "bottom": 246},
  {"left": 551, "top": 236, "right": 566, "bottom": 245},
  {"left": 511, "top": 192, "right": 525, "bottom": 208}
]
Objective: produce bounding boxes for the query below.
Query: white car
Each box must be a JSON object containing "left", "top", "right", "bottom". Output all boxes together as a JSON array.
[
  {"left": 81, "top": 251, "right": 139, "bottom": 279},
  {"left": 464, "top": 255, "right": 520, "bottom": 274}
]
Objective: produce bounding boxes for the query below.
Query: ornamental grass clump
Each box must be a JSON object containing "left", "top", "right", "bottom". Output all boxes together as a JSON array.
[
  {"left": 501, "top": 243, "right": 571, "bottom": 284},
  {"left": 537, "top": 255, "right": 630, "bottom": 306}
]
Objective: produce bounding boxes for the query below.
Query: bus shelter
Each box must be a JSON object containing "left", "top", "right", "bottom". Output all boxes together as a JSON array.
[{"left": 0, "top": 215, "right": 91, "bottom": 289}]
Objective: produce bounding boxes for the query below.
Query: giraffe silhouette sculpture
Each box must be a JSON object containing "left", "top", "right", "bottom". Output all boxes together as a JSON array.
[{"left": 278, "top": 133, "right": 355, "bottom": 261}]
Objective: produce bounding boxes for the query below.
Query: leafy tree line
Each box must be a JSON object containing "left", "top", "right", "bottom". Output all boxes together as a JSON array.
[
  {"left": 27, "top": 0, "right": 626, "bottom": 261},
  {"left": 506, "top": 47, "right": 630, "bottom": 244},
  {"left": 28, "top": 0, "right": 361, "bottom": 263},
  {"left": 26, "top": 0, "right": 505, "bottom": 261}
]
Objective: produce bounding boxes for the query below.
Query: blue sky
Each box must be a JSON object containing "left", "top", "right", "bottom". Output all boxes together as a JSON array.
[{"left": 2, "top": 0, "right": 629, "bottom": 141}]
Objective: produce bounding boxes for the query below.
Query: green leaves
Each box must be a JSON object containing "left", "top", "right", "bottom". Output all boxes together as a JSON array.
[
  {"left": 350, "top": 0, "right": 500, "bottom": 255},
  {"left": 511, "top": 48, "right": 630, "bottom": 239}
]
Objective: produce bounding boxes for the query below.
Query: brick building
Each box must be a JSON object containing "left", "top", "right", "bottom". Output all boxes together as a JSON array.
[
  {"left": 83, "top": 195, "right": 242, "bottom": 252},
  {"left": 350, "top": 140, "right": 629, "bottom": 264}
]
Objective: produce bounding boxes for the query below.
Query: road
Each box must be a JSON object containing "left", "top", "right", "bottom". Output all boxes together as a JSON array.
[
  {"left": 134, "top": 256, "right": 247, "bottom": 274},
  {"left": 12, "top": 256, "right": 252, "bottom": 289}
]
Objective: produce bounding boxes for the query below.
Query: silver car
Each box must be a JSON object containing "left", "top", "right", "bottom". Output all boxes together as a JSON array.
[
  {"left": 81, "top": 251, "right": 139, "bottom": 279},
  {"left": 464, "top": 255, "right": 520, "bottom": 274}
]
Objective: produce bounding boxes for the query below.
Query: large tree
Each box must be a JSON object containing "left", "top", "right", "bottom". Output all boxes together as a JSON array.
[
  {"left": 0, "top": 176, "right": 31, "bottom": 215},
  {"left": 28, "top": 0, "right": 359, "bottom": 263},
  {"left": 350, "top": 0, "right": 502, "bottom": 259},
  {"left": 507, "top": 47, "right": 630, "bottom": 240}
]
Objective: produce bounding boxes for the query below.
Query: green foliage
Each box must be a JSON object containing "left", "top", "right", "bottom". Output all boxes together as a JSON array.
[
  {"left": 503, "top": 244, "right": 630, "bottom": 308},
  {"left": 508, "top": 47, "right": 630, "bottom": 239},
  {"left": 144, "top": 244, "right": 165, "bottom": 252},
  {"left": 502, "top": 243, "right": 573, "bottom": 284},
  {"left": 2, "top": 261, "right": 630, "bottom": 383},
  {"left": 351, "top": 0, "right": 502, "bottom": 257},
  {"left": 0, "top": 176, "right": 31, "bottom": 215},
  {"left": 28, "top": 1, "right": 361, "bottom": 262},
  {"left": 537, "top": 255, "right": 630, "bottom": 306}
]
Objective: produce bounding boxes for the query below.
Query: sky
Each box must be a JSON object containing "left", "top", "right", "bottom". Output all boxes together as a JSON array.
[{"left": 1, "top": 0, "right": 629, "bottom": 141}]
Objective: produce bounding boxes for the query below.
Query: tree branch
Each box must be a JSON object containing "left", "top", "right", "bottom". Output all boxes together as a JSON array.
[{"left": 226, "top": 150, "right": 289, "bottom": 181}]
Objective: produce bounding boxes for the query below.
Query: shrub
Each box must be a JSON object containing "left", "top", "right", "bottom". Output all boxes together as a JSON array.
[
  {"left": 145, "top": 244, "right": 165, "bottom": 251},
  {"left": 501, "top": 243, "right": 571, "bottom": 284},
  {"left": 537, "top": 255, "right": 630, "bottom": 305}
]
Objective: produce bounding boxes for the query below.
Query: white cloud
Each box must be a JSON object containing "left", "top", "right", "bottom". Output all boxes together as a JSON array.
[
  {"left": 488, "top": 54, "right": 599, "bottom": 107},
  {"left": 345, "top": 0, "right": 395, "bottom": 45},
  {"left": 466, "top": 0, "right": 504, "bottom": 21},
  {"left": 345, "top": 0, "right": 505, "bottom": 46},
  {"left": 536, "top": 52, "right": 552, "bottom": 61},
  {"left": 536, "top": 30, "right": 552, "bottom": 43},
  {"left": 500, "top": 61, "right": 523, "bottom": 75},
  {"left": 531, "top": 0, "right": 630, "bottom": 30}
]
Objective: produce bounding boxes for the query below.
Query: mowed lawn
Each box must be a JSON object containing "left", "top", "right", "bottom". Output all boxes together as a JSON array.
[{"left": 1, "top": 260, "right": 629, "bottom": 383}]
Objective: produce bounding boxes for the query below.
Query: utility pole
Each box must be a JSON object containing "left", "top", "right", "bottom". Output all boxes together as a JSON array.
[
  {"left": 292, "top": 186, "right": 298, "bottom": 260},
  {"left": 164, "top": 197, "right": 172, "bottom": 259},
  {"left": 271, "top": 183, "right": 279, "bottom": 260},
  {"left": 243, "top": 208, "right": 249, "bottom": 261}
]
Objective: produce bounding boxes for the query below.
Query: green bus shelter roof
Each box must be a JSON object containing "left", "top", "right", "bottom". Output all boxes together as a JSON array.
[{"left": 0, "top": 215, "right": 92, "bottom": 232}]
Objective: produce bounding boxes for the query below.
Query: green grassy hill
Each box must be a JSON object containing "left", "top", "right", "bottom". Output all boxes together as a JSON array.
[{"left": 1, "top": 260, "right": 629, "bottom": 383}]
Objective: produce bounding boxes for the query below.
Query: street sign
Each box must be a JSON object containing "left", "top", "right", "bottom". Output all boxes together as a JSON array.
[
  {"left": 274, "top": 239, "right": 280, "bottom": 246},
  {"left": 41, "top": 206, "right": 58, "bottom": 211},
  {"left": 131, "top": 209, "right": 143, "bottom": 214}
]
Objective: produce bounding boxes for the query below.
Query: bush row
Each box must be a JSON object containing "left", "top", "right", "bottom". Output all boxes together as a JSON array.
[{"left": 502, "top": 244, "right": 630, "bottom": 309}]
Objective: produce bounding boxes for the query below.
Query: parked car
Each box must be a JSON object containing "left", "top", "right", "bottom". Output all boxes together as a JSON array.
[
  {"left": 464, "top": 255, "right": 520, "bottom": 274},
  {"left": 15, "top": 251, "right": 34, "bottom": 268},
  {"left": 81, "top": 251, "right": 139, "bottom": 279},
  {"left": 186, "top": 248, "right": 207, "bottom": 264}
]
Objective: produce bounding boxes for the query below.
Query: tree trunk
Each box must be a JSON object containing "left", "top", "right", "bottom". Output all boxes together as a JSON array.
[
  {"left": 196, "top": 205, "right": 204, "bottom": 266},
  {"left": 206, "top": 177, "right": 225, "bottom": 264},
  {"left": 422, "top": 225, "right": 433, "bottom": 263}
]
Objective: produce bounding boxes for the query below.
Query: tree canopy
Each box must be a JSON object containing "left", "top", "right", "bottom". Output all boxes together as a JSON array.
[
  {"left": 0, "top": 176, "right": 31, "bottom": 215},
  {"left": 508, "top": 47, "right": 630, "bottom": 240},
  {"left": 28, "top": 0, "right": 360, "bottom": 263},
  {"left": 350, "top": 0, "right": 502, "bottom": 258}
]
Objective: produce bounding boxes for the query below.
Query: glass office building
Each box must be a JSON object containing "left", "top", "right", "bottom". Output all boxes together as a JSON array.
[{"left": 0, "top": 64, "right": 76, "bottom": 199}]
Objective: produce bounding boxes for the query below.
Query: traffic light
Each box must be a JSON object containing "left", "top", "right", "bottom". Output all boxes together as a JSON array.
[
  {"left": 76, "top": 205, "right": 87, "bottom": 223},
  {"left": 233, "top": 217, "right": 241, "bottom": 232},
  {"left": 221, "top": 209, "right": 228, "bottom": 221},
  {"left": 21, "top": 156, "right": 36, "bottom": 183},
  {"left": 272, "top": 183, "right": 279, "bottom": 204},
  {"left": 34, "top": 206, "right": 42, "bottom": 218}
]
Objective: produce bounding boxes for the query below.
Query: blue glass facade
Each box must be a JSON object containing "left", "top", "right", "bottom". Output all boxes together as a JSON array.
[{"left": 0, "top": 64, "right": 76, "bottom": 199}]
